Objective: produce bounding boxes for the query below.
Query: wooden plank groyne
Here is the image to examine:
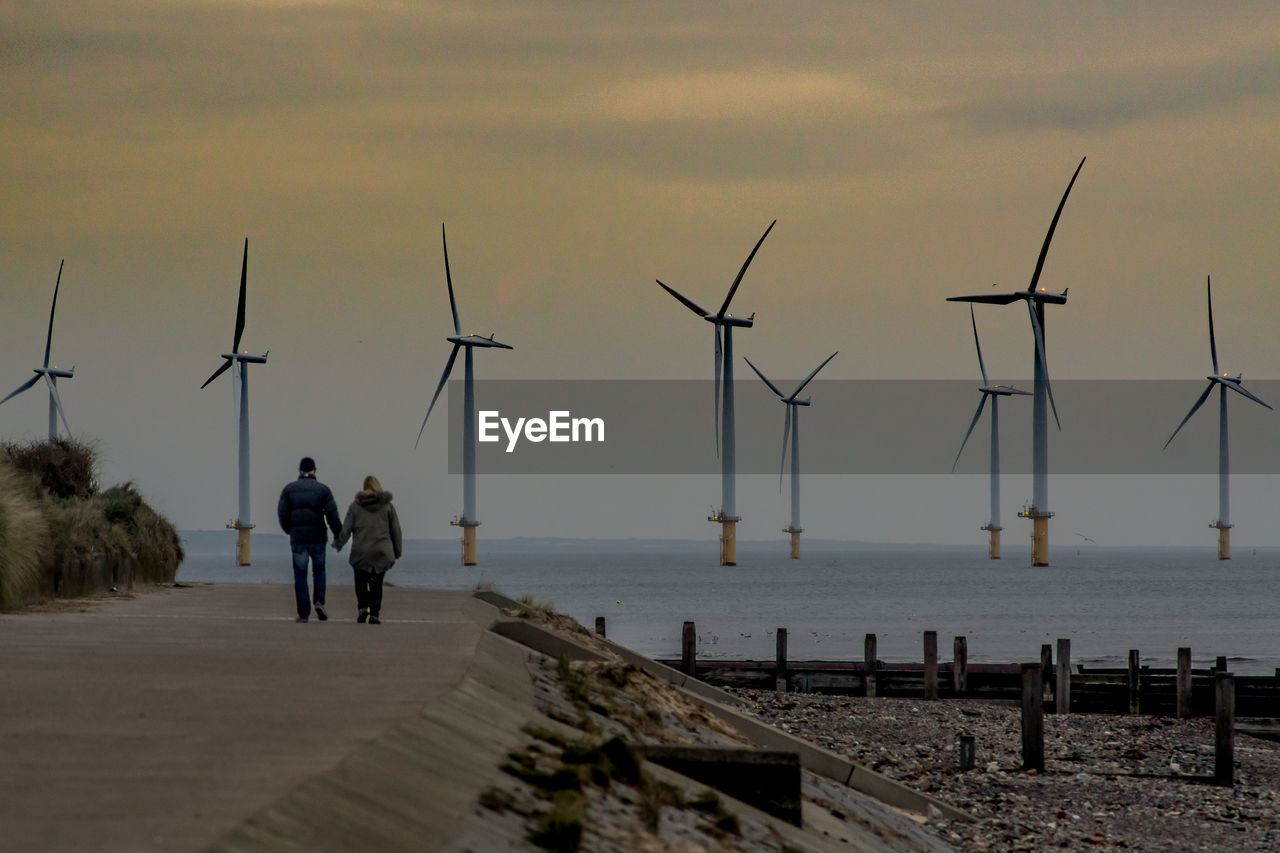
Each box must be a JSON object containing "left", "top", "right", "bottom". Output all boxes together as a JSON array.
[{"left": 631, "top": 622, "right": 1280, "bottom": 718}]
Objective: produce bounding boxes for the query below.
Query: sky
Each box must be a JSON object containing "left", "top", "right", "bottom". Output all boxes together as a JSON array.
[{"left": 3, "top": 1, "right": 1280, "bottom": 554}]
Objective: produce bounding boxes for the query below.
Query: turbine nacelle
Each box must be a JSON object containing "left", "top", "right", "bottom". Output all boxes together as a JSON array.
[
  {"left": 1211, "top": 373, "right": 1243, "bottom": 385},
  {"left": 219, "top": 353, "right": 269, "bottom": 364},
  {"left": 36, "top": 367, "right": 75, "bottom": 379},
  {"left": 1031, "top": 287, "right": 1068, "bottom": 305},
  {"left": 704, "top": 312, "right": 755, "bottom": 328}
]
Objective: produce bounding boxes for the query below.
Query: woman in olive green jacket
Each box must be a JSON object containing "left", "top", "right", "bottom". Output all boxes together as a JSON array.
[{"left": 333, "top": 475, "right": 403, "bottom": 624}]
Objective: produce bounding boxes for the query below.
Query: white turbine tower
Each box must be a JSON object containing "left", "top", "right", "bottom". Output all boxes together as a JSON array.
[
  {"left": 200, "top": 239, "right": 268, "bottom": 566},
  {"left": 744, "top": 351, "right": 837, "bottom": 559},
  {"left": 948, "top": 157, "right": 1085, "bottom": 566},
  {"left": 951, "top": 306, "right": 1030, "bottom": 559},
  {"left": 1, "top": 260, "right": 74, "bottom": 440},
  {"left": 417, "top": 224, "right": 512, "bottom": 567},
  {"left": 657, "top": 220, "right": 774, "bottom": 565},
  {"left": 1163, "top": 276, "right": 1272, "bottom": 560}
]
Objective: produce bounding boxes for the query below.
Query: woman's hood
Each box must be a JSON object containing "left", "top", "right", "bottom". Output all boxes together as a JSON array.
[{"left": 355, "top": 490, "right": 393, "bottom": 508}]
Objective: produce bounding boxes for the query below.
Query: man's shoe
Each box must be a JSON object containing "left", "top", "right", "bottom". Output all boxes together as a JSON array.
[
  {"left": 368, "top": 615, "right": 381, "bottom": 625},
  {"left": 314, "top": 603, "right": 328, "bottom": 622},
  {"left": 296, "top": 616, "right": 308, "bottom": 623},
  {"left": 357, "top": 609, "right": 368, "bottom": 624}
]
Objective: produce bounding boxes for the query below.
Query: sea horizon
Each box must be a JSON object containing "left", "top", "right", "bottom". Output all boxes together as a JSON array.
[{"left": 177, "top": 531, "right": 1280, "bottom": 676}]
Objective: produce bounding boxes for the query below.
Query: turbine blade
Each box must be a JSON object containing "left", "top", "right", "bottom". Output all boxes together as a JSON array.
[
  {"left": 1224, "top": 380, "right": 1273, "bottom": 411},
  {"left": 1027, "top": 157, "right": 1085, "bottom": 294},
  {"left": 655, "top": 280, "right": 710, "bottom": 317},
  {"left": 200, "top": 358, "right": 233, "bottom": 389},
  {"left": 713, "top": 325, "right": 722, "bottom": 457},
  {"left": 744, "top": 356, "right": 785, "bottom": 399},
  {"left": 43, "top": 259, "right": 64, "bottom": 368},
  {"left": 952, "top": 394, "right": 988, "bottom": 472},
  {"left": 0, "top": 373, "right": 42, "bottom": 406},
  {"left": 1163, "top": 382, "right": 1214, "bottom": 449},
  {"left": 789, "top": 351, "right": 838, "bottom": 400},
  {"left": 1206, "top": 275, "right": 1218, "bottom": 375},
  {"left": 779, "top": 406, "right": 791, "bottom": 492},
  {"left": 970, "top": 305, "right": 989, "bottom": 386},
  {"left": 718, "top": 220, "right": 776, "bottom": 318},
  {"left": 416, "top": 344, "right": 461, "bottom": 448},
  {"left": 443, "top": 224, "right": 461, "bottom": 336},
  {"left": 44, "top": 374, "right": 71, "bottom": 437},
  {"left": 1027, "top": 302, "right": 1061, "bottom": 430},
  {"left": 947, "top": 293, "right": 1024, "bottom": 305},
  {"left": 233, "top": 239, "right": 248, "bottom": 353}
]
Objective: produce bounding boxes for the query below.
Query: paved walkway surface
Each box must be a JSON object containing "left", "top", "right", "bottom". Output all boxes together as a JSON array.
[{"left": 0, "top": 583, "right": 488, "bottom": 853}]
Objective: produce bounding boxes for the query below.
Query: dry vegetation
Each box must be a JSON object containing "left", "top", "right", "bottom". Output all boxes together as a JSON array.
[{"left": 0, "top": 438, "right": 183, "bottom": 609}]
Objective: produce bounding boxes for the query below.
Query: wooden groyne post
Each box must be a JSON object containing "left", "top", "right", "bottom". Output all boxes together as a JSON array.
[
  {"left": 1020, "top": 663, "right": 1044, "bottom": 772},
  {"left": 952, "top": 636, "right": 967, "bottom": 696},
  {"left": 923, "top": 631, "right": 938, "bottom": 700},
  {"left": 775, "top": 628, "right": 788, "bottom": 693},
  {"left": 1041, "top": 644, "right": 1054, "bottom": 710},
  {"left": 1215, "top": 672, "right": 1234, "bottom": 785},
  {"left": 864, "top": 633, "right": 877, "bottom": 698},
  {"left": 1056, "top": 638, "right": 1071, "bottom": 715},
  {"left": 1177, "top": 647, "right": 1192, "bottom": 718},
  {"left": 1127, "top": 649, "right": 1141, "bottom": 714},
  {"left": 681, "top": 621, "right": 696, "bottom": 676},
  {"left": 595, "top": 617, "right": 606, "bottom": 638}
]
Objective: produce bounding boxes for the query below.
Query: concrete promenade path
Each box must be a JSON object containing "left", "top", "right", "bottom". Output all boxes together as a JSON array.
[{"left": 0, "top": 583, "right": 492, "bottom": 852}]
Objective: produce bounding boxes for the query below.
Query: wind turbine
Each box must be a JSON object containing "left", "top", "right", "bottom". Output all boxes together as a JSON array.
[
  {"left": 951, "top": 306, "right": 1031, "bottom": 559},
  {"left": 744, "top": 351, "right": 837, "bottom": 559},
  {"left": 948, "top": 157, "right": 1085, "bottom": 566},
  {"left": 657, "top": 220, "right": 775, "bottom": 565},
  {"left": 200, "top": 239, "right": 268, "bottom": 566},
  {"left": 1163, "top": 277, "right": 1271, "bottom": 560},
  {"left": 1, "top": 260, "right": 75, "bottom": 439},
  {"left": 416, "top": 224, "right": 512, "bottom": 566}
]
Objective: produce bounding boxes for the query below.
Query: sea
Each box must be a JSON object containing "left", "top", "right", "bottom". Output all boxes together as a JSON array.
[{"left": 178, "top": 531, "right": 1280, "bottom": 675}]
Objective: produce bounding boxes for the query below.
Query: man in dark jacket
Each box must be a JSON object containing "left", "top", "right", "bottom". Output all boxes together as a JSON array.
[{"left": 277, "top": 456, "right": 342, "bottom": 622}]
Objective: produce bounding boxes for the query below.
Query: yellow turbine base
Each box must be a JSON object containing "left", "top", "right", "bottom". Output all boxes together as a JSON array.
[
  {"left": 462, "top": 525, "right": 477, "bottom": 566},
  {"left": 789, "top": 531, "right": 801, "bottom": 560},
  {"left": 988, "top": 528, "right": 1001, "bottom": 560},
  {"left": 1031, "top": 517, "right": 1049, "bottom": 567},
  {"left": 1218, "top": 527, "right": 1230, "bottom": 561},
  {"left": 236, "top": 528, "right": 251, "bottom": 566},
  {"left": 720, "top": 520, "right": 737, "bottom": 566}
]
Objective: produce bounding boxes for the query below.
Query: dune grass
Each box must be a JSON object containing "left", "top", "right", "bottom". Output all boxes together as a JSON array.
[
  {"left": 0, "top": 439, "right": 183, "bottom": 609},
  {"left": 0, "top": 464, "right": 53, "bottom": 609}
]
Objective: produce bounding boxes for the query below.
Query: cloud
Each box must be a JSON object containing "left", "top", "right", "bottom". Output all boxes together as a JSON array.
[
  {"left": 589, "top": 69, "right": 933, "bottom": 124},
  {"left": 943, "top": 48, "right": 1280, "bottom": 134}
]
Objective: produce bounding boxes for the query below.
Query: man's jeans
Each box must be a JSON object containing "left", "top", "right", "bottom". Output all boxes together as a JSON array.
[{"left": 291, "top": 542, "right": 326, "bottom": 619}]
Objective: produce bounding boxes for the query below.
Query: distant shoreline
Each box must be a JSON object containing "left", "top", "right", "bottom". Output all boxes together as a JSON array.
[{"left": 178, "top": 530, "right": 1280, "bottom": 552}]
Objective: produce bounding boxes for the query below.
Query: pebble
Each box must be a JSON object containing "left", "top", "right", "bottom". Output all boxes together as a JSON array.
[{"left": 732, "top": 690, "right": 1280, "bottom": 852}]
